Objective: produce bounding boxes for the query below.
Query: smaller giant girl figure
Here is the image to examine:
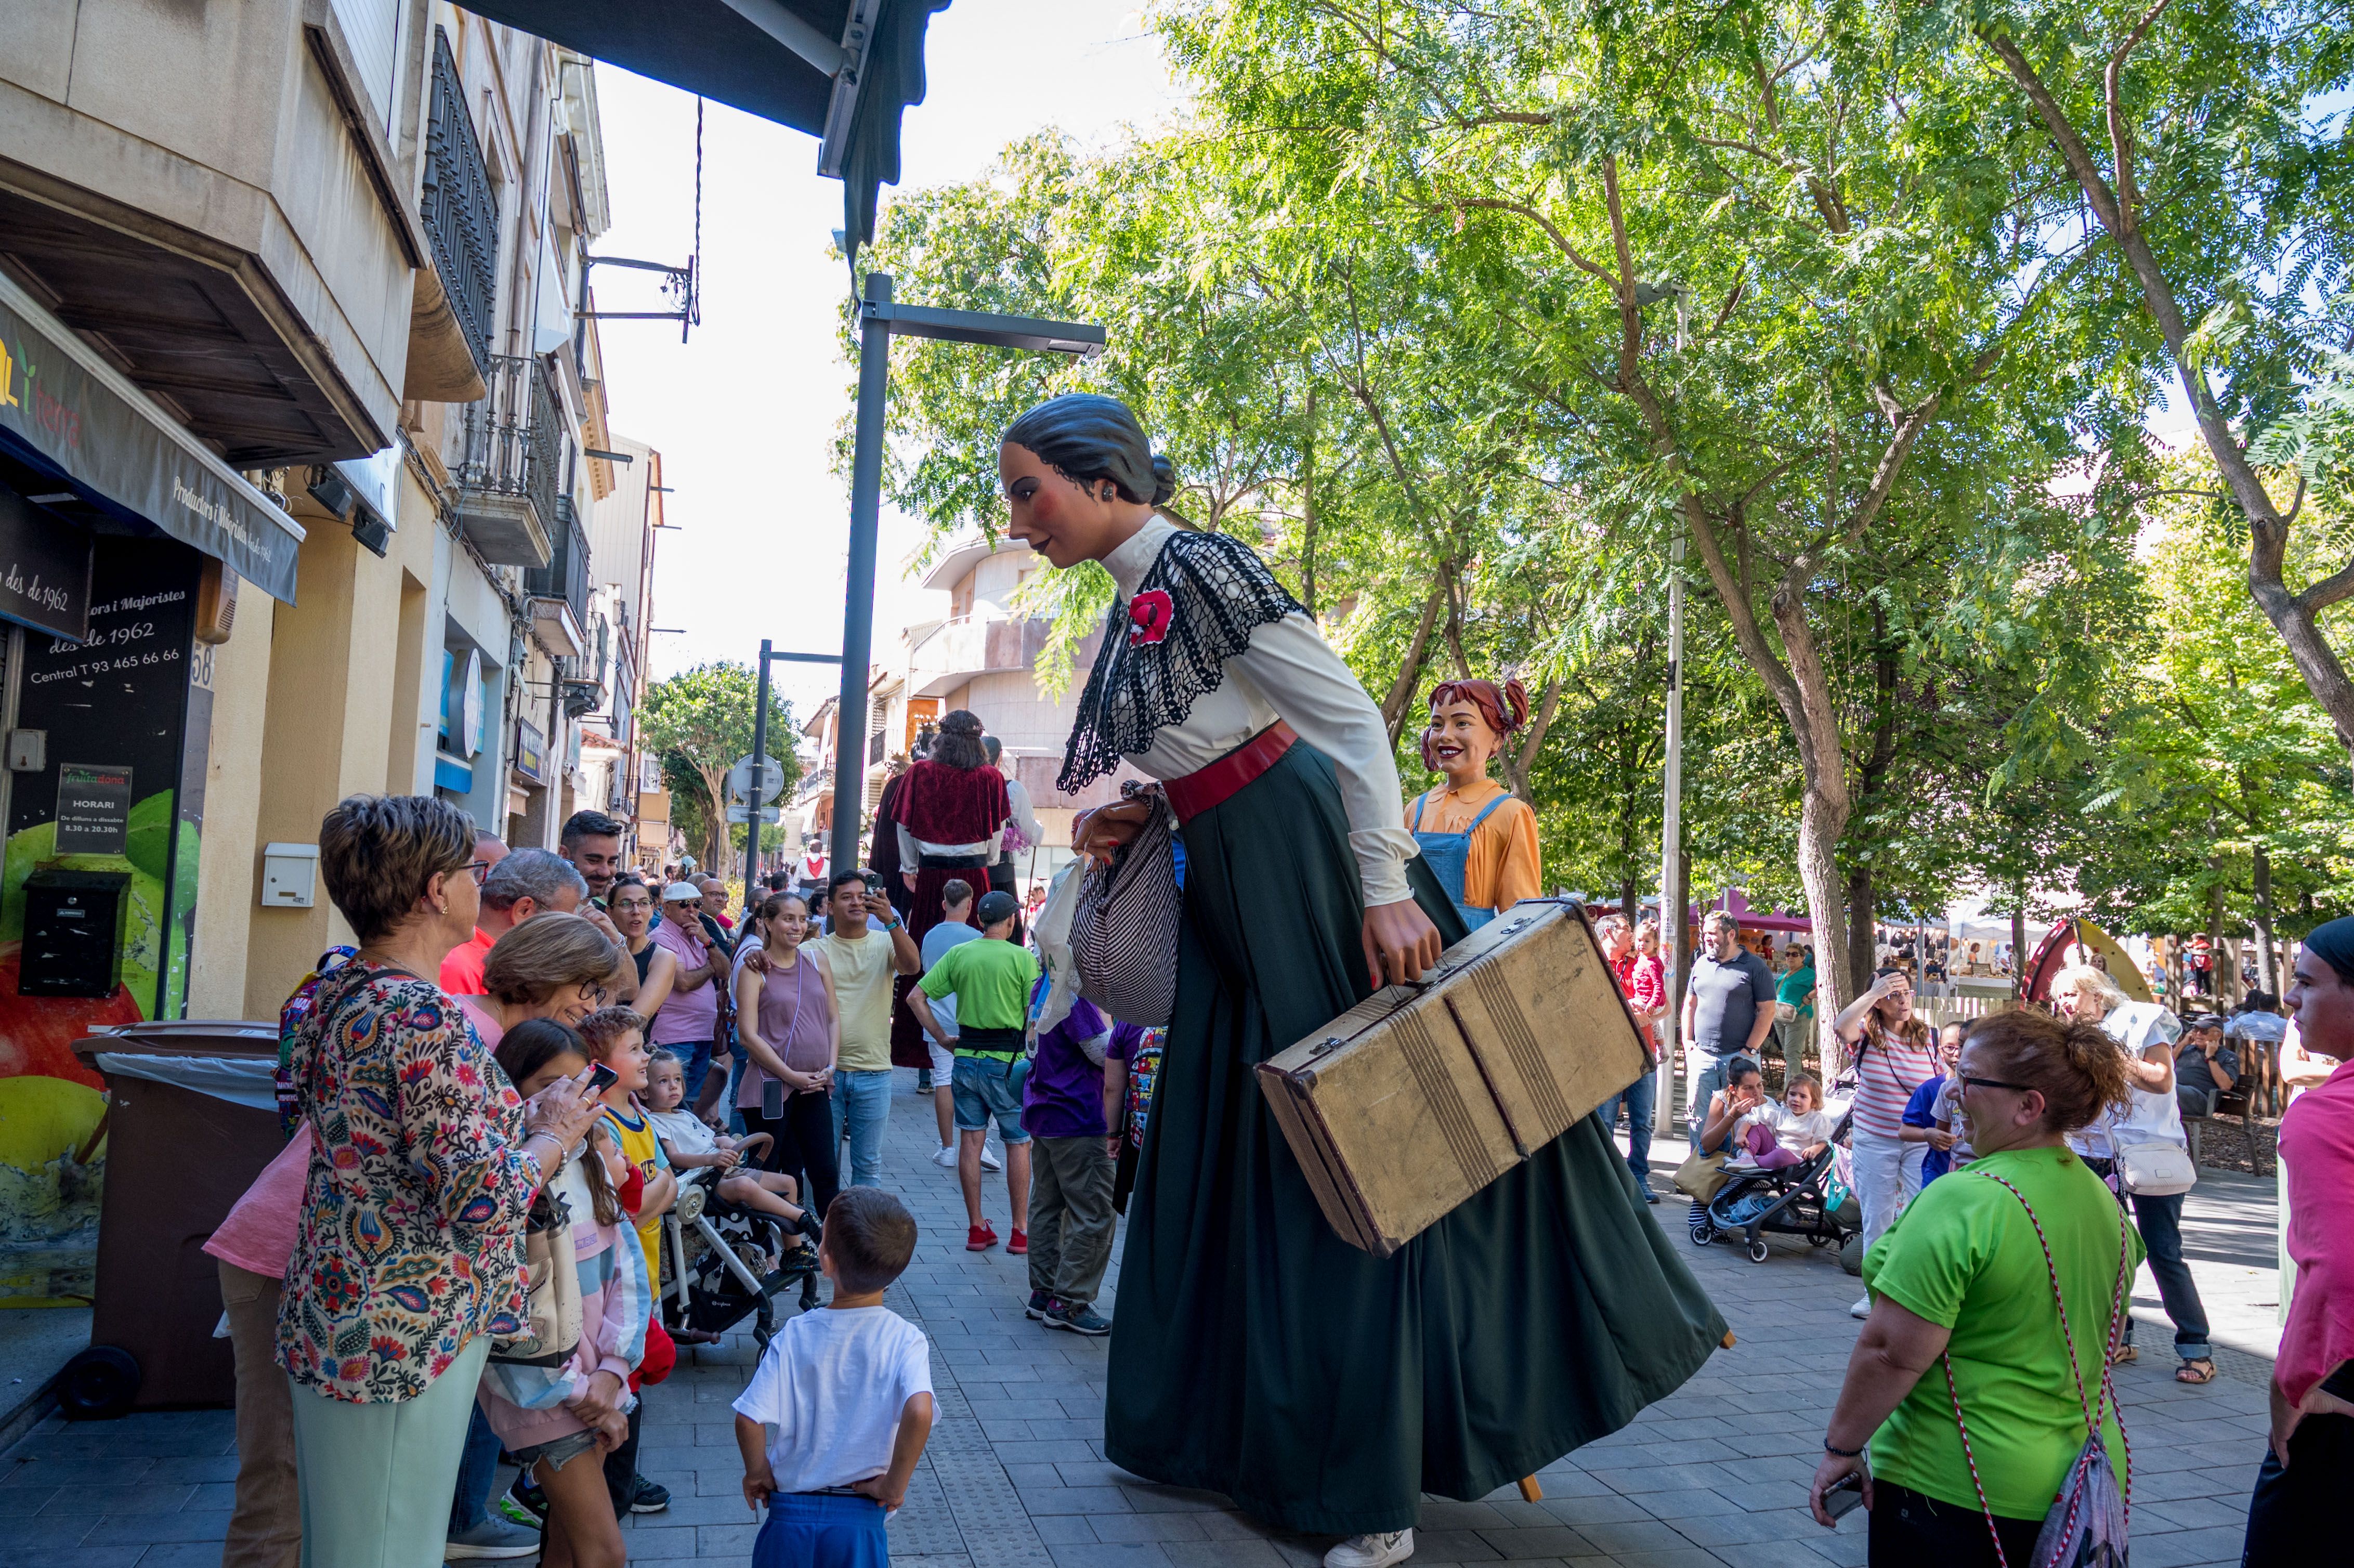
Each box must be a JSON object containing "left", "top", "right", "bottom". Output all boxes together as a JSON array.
[{"left": 1407, "top": 679, "right": 1544, "bottom": 928}]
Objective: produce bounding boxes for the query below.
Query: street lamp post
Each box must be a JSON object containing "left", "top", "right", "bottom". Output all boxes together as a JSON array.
[
  {"left": 826, "top": 271, "right": 1104, "bottom": 877},
  {"left": 745, "top": 640, "right": 844, "bottom": 892}
]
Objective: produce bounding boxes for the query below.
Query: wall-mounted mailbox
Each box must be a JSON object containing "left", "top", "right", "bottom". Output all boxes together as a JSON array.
[
  {"left": 7, "top": 730, "right": 45, "bottom": 773},
  {"left": 260, "top": 843, "right": 319, "bottom": 909},
  {"left": 19, "top": 870, "right": 130, "bottom": 998}
]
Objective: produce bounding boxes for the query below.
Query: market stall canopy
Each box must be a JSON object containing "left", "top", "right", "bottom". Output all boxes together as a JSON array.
[
  {"left": 459, "top": 0, "right": 953, "bottom": 262},
  {"left": 0, "top": 271, "right": 305, "bottom": 605}
]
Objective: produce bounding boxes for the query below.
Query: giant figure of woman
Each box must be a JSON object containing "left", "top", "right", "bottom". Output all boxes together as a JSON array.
[{"left": 1008, "top": 394, "right": 1725, "bottom": 1568}]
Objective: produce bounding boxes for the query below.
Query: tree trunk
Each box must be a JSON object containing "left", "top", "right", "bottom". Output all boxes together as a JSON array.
[
  {"left": 2253, "top": 843, "right": 2280, "bottom": 997},
  {"left": 1845, "top": 863, "right": 1876, "bottom": 999},
  {"left": 1300, "top": 381, "right": 1319, "bottom": 617},
  {"left": 2011, "top": 889, "right": 2028, "bottom": 1004},
  {"left": 1379, "top": 582, "right": 1449, "bottom": 746}
]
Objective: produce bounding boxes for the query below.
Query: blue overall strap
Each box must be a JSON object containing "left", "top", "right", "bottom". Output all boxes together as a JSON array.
[
  {"left": 1463, "top": 791, "right": 1512, "bottom": 835},
  {"left": 1411, "top": 792, "right": 1432, "bottom": 831}
]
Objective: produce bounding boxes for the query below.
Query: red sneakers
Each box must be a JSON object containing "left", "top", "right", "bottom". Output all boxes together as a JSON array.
[
  {"left": 1008, "top": 1228, "right": 1029, "bottom": 1256},
  {"left": 966, "top": 1223, "right": 998, "bottom": 1251}
]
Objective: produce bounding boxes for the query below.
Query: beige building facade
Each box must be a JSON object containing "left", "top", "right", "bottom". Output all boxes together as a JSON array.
[{"left": 0, "top": 1, "right": 662, "bottom": 1295}]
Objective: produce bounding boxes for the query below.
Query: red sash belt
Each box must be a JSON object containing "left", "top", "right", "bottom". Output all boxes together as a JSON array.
[{"left": 1163, "top": 722, "right": 1297, "bottom": 822}]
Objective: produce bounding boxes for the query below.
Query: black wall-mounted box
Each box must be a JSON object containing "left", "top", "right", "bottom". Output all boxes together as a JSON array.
[{"left": 19, "top": 869, "right": 131, "bottom": 998}]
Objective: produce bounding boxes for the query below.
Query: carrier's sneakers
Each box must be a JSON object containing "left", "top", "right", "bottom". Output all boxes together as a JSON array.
[
  {"left": 1043, "top": 1298, "right": 1111, "bottom": 1336},
  {"left": 967, "top": 1223, "right": 998, "bottom": 1251},
  {"left": 1326, "top": 1528, "right": 1415, "bottom": 1567},
  {"left": 1008, "top": 1228, "right": 1029, "bottom": 1256},
  {"left": 979, "top": 1142, "right": 1005, "bottom": 1172},
  {"left": 933, "top": 1144, "right": 959, "bottom": 1168},
  {"left": 445, "top": 1517, "right": 541, "bottom": 1559},
  {"left": 1025, "top": 1289, "right": 1054, "bottom": 1320}
]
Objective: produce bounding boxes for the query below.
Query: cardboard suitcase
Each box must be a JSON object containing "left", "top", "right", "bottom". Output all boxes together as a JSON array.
[{"left": 1256, "top": 899, "right": 1646, "bottom": 1257}]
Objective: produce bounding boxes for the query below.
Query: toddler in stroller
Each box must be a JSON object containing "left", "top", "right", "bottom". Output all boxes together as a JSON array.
[
  {"left": 645, "top": 1049, "right": 824, "bottom": 1345},
  {"left": 1694, "top": 1077, "right": 1862, "bottom": 1264}
]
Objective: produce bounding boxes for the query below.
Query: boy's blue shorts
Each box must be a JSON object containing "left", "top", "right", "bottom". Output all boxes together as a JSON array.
[{"left": 752, "top": 1492, "right": 888, "bottom": 1567}]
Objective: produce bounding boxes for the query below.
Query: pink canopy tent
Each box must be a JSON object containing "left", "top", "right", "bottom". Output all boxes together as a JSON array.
[{"left": 1694, "top": 887, "right": 1812, "bottom": 935}]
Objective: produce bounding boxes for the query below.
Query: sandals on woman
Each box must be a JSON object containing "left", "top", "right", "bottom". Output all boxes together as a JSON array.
[
  {"left": 2109, "top": 1344, "right": 2139, "bottom": 1366},
  {"left": 2175, "top": 1356, "right": 2217, "bottom": 1384}
]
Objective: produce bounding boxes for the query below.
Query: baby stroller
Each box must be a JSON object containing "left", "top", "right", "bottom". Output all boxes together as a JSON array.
[
  {"left": 1691, "top": 1107, "right": 1862, "bottom": 1265},
  {"left": 660, "top": 1167, "right": 820, "bottom": 1351}
]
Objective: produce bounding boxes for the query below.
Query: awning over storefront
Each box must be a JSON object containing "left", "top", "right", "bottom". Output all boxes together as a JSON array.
[
  {"left": 459, "top": 0, "right": 952, "bottom": 261},
  {"left": 0, "top": 271, "right": 305, "bottom": 604}
]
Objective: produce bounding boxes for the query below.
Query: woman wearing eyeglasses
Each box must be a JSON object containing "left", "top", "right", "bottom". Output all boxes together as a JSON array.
[
  {"left": 462, "top": 910, "right": 631, "bottom": 1047},
  {"left": 1810, "top": 1009, "right": 2139, "bottom": 1565}
]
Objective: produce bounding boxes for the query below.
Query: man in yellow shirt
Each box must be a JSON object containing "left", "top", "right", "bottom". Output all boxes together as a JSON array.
[{"left": 816, "top": 870, "right": 922, "bottom": 1188}]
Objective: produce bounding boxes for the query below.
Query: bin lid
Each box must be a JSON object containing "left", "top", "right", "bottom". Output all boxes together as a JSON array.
[{"left": 70, "top": 1019, "right": 278, "bottom": 1064}]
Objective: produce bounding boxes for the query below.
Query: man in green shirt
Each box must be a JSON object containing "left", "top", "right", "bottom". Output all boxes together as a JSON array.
[{"left": 912, "top": 891, "right": 1039, "bottom": 1253}]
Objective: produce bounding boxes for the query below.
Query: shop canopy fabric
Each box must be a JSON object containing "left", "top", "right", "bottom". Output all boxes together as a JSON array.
[
  {"left": 460, "top": 0, "right": 953, "bottom": 262},
  {"left": 0, "top": 271, "right": 305, "bottom": 604}
]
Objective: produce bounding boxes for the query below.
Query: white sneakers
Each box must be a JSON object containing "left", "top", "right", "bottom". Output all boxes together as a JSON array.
[
  {"left": 1325, "top": 1530, "right": 1414, "bottom": 1568},
  {"left": 936, "top": 1142, "right": 1006, "bottom": 1171},
  {"left": 1850, "top": 1294, "right": 1872, "bottom": 1319},
  {"left": 932, "top": 1145, "right": 958, "bottom": 1169}
]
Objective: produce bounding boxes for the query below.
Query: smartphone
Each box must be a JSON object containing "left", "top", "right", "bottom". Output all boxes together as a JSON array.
[
  {"left": 586, "top": 1062, "right": 620, "bottom": 1094},
  {"left": 762, "top": 1077, "right": 785, "bottom": 1119},
  {"left": 1822, "top": 1473, "right": 1865, "bottom": 1522}
]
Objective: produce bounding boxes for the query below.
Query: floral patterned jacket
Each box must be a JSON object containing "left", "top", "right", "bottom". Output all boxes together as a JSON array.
[{"left": 276, "top": 961, "right": 543, "bottom": 1403}]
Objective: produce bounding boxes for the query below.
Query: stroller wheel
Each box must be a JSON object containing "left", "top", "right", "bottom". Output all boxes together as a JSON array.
[
  {"left": 1808, "top": 1233, "right": 1834, "bottom": 1248},
  {"left": 1689, "top": 1223, "right": 1714, "bottom": 1246},
  {"left": 752, "top": 1319, "right": 774, "bottom": 1353},
  {"left": 1747, "top": 1239, "right": 1770, "bottom": 1264}
]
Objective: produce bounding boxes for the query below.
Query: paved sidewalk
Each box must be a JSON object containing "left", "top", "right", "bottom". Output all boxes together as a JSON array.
[{"left": 0, "top": 1074, "right": 2279, "bottom": 1565}]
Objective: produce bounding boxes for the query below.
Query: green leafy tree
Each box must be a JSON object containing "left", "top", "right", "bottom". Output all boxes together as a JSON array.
[{"left": 641, "top": 664, "right": 796, "bottom": 873}]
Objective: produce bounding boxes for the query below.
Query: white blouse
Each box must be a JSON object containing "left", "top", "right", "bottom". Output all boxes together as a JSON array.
[{"left": 1102, "top": 518, "right": 1421, "bottom": 907}]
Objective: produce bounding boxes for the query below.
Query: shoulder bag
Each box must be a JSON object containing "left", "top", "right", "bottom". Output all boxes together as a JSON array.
[
  {"left": 488, "top": 1165, "right": 585, "bottom": 1367},
  {"left": 1069, "top": 780, "right": 1181, "bottom": 1026},
  {"left": 1943, "top": 1172, "right": 2131, "bottom": 1568},
  {"left": 2117, "top": 1140, "right": 2196, "bottom": 1198}
]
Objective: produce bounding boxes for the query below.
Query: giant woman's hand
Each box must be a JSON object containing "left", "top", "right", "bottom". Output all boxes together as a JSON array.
[
  {"left": 1071, "top": 797, "right": 1153, "bottom": 867},
  {"left": 1363, "top": 899, "right": 1442, "bottom": 990}
]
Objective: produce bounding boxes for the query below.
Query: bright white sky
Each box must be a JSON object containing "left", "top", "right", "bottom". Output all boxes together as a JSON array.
[{"left": 590, "top": 1, "right": 1185, "bottom": 739}]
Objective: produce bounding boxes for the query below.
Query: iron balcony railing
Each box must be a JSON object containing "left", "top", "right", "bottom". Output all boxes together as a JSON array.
[
  {"left": 423, "top": 27, "right": 499, "bottom": 373},
  {"left": 459, "top": 353, "right": 560, "bottom": 539},
  {"left": 527, "top": 498, "right": 591, "bottom": 627}
]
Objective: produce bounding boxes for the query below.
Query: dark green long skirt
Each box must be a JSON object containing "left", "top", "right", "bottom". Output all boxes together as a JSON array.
[{"left": 1103, "top": 742, "right": 1728, "bottom": 1535}]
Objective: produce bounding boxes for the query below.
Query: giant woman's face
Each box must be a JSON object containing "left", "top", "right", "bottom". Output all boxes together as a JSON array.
[{"left": 1001, "top": 443, "right": 1145, "bottom": 568}]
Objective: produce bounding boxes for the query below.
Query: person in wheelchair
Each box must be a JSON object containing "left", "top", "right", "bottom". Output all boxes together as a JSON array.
[{"left": 644, "top": 1048, "right": 822, "bottom": 1259}]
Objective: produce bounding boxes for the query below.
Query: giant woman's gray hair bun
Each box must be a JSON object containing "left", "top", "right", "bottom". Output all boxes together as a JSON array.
[{"left": 1004, "top": 393, "right": 1176, "bottom": 508}]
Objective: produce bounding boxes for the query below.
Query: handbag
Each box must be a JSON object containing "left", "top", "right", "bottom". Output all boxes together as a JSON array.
[
  {"left": 488, "top": 1165, "right": 585, "bottom": 1367},
  {"left": 2117, "top": 1139, "right": 2197, "bottom": 1197},
  {"left": 1070, "top": 781, "right": 1181, "bottom": 1026},
  {"left": 1943, "top": 1171, "right": 2131, "bottom": 1568},
  {"left": 1671, "top": 1146, "right": 1731, "bottom": 1203},
  {"left": 1774, "top": 1000, "right": 1798, "bottom": 1024}
]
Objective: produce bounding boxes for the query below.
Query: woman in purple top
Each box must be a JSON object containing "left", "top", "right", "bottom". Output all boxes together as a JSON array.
[{"left": 731, "top": 890, "right": 841, "bottom": 1220}]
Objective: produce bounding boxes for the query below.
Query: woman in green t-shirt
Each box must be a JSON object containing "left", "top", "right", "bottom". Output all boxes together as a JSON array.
[{"left": 1808, "top": 1009, "right": 2139, "bottom": 1564}]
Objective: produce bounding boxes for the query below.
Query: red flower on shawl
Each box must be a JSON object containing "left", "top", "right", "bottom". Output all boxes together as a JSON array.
[{"left": 1128, "top": 589, "right": 1175, "bottom": 646}]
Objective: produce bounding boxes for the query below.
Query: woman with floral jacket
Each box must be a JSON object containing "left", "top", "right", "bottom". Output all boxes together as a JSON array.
[{"left": 277, "top": 795, "right": 604, "bottom": 1568}]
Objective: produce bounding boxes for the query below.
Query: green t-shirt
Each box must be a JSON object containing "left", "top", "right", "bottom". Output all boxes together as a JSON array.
[
  {"left": 1776, "top": 965, "right": 1816, "bottom": 1017},
  {"left": 1861, "top": 1146, "right": 2144, "bottom": 1519},
  {"left": 920, "top": 937, "right": 1037, "bottom": 1039}
]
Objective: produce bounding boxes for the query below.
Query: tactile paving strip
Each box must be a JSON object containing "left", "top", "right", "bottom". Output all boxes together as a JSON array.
[{"left": 886, "top": 1277, "right": 1056, "bottom": 1567}]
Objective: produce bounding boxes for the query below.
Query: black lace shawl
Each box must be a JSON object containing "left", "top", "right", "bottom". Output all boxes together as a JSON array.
[{"left": 1058, "top": 530, "right": 1305, "bottom": 793}]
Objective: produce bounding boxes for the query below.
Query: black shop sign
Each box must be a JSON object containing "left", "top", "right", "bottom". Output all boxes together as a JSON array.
[{"left": 0, "top": 484, "right": 93, "bottom": 641}]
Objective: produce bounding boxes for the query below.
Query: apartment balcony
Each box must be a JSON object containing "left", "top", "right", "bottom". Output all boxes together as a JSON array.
[
  {"left": 908, "top": 613, "right": 1049, "bottom": 697},
  {"left": 0, "top": 0, "right": 456, "bottom": 460},
  {"left": 455, "top": 355, "right": 561, "bottom": 568},
  {"left": 525, "top": 498, "right": 590, "bottom": 659},
  {"left": 409, "top": 26, "right": 498, "bottom": 403}
]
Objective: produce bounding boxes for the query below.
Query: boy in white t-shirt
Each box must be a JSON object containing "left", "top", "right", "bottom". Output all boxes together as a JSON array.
[{"left": 735, "top": 1187, "right": 935, "bottom": 1566}]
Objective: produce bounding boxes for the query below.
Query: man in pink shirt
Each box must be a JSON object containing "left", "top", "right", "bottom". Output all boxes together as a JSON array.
[{"left": 439, "top": 849, "right": 588, "bottom": 996}]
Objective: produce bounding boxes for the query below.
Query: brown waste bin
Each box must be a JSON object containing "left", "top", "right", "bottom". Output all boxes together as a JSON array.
[{"left": 69, "top": 1020, "right": 281, "bottom": 1409}]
